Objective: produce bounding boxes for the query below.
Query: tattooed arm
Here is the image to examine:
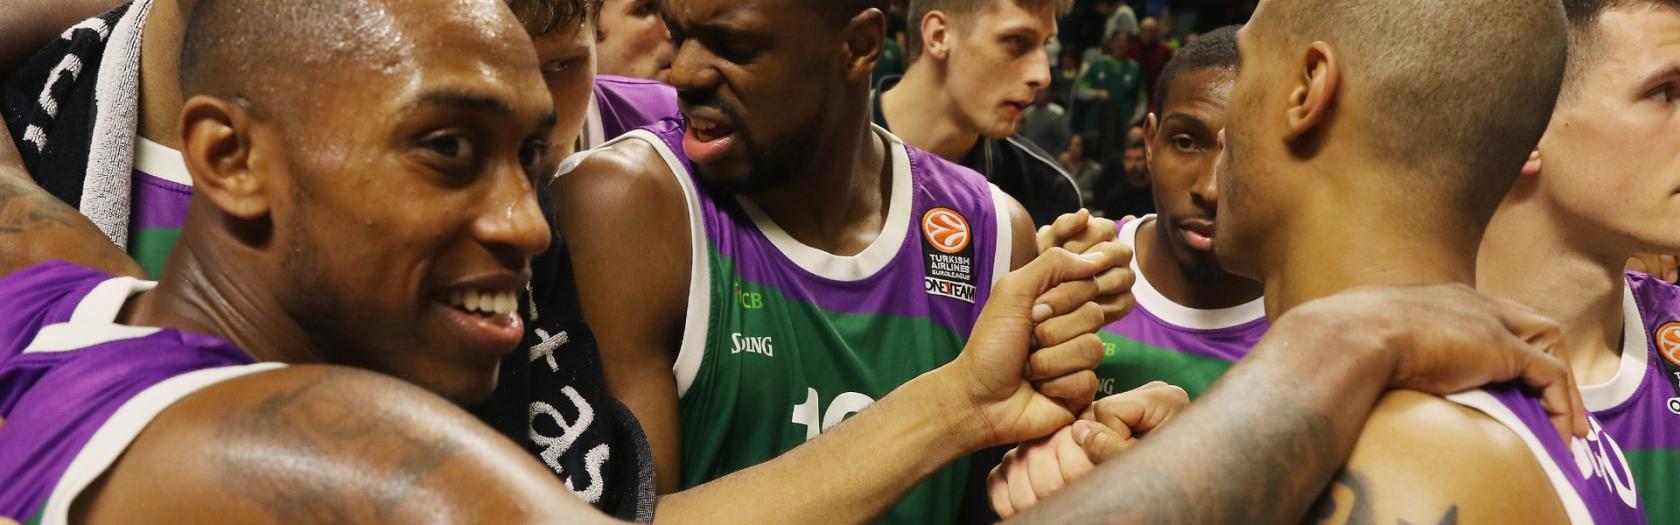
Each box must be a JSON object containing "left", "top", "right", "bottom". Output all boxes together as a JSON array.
[
  {"left": 1305, "top": 391, "right": 1567, "bottom": 524},
  {"left": 0, "top": 121, "right": 143, "bottom": 278},
  {"left": 71, "top": 366, "right": 618, "bottom": 524},
  {"left": 1007, "top": 284, "right": 1582, "bottom": 524}
]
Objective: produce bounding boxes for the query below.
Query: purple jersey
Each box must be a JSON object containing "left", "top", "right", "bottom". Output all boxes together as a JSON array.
[
  {"left": 1577, "top": 272, "right": 1680, "bottom": 524},
  {"left": 0, "top": 262, "right": 280, "bottom": 524},
  {"left": 587, "top": 75, "right": 680, "bottom": 148},
  {"left": 583, "top": 122, "right": 1009, "bottom": 523},
  {"left": 1095, "top": 216, "right": 1267, "bottom": 398},
  {"left": 1447, "top": 384, "right": 1647, "bottom": 523}
]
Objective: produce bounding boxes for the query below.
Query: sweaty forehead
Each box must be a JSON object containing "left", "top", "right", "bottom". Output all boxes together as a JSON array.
[{"left": 374, "top": 2, "right": 548, "bottom": 106}]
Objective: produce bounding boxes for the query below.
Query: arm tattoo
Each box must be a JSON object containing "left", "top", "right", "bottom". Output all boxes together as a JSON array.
[
  {"left": 0, "top": 173, "right": 75, "bottom": 235},
  {"left": 1014, "top": 393, "right": 1342, "bottom": 524},
  {"left": 1307, "top": 470, "right": 1460, "bottom": 525},
  {"left": 212, "top": 372, "right": 462, "bottom": 524}
]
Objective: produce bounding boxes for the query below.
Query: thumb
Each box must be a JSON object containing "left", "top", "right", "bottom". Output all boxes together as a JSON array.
[{"left": 1072, "top": 420, "right": 1133, "bottom": 463}]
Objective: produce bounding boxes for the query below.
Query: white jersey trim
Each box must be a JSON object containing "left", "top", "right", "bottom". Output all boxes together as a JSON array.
[
  {"left": 579, "top": 129, "right": 712, "bottom": 398},
  {"left": 26, "top": 276, "right": 160, "bottom": 354},
  {"left": 1581, "top": 285, "right": 1651, "bottom": 412},
  {"left": 38, "top": 362, "right": 285, "bottom": 525},
  {"left": 133, "top": 136, "right": 191, "bottom": 187},
  {"left": 1444, "top": 389, "right": 1596, "bottom": 525},
  {"left": 735, "top": 124, "right": 912, "bottom": 283},
  {"left": 1118, "top": 216, "right": 1265, "bottom": 330},
  {"left": 989, "top": 184, "right": 1013, "bottom": 286}
]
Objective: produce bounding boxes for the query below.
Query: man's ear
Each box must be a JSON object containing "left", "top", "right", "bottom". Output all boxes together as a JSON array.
[
  {"left": 179, "top": 95, "right": 270, "bottom": 219},
  {"left": 1521, "top": 148, "right": 1543, "bottom": 177},
  {"left": 845, "top": 8, "right": 887, "bottom": 81},
  {"left": 1143, "top": 112, "right": 1159, "bottom": 164},
  {"left": 1284, "top": 41, "right": 1339, "bottom": 144},
  {"left": 920, "top": 10, "right": 954, "bottom": 61}
]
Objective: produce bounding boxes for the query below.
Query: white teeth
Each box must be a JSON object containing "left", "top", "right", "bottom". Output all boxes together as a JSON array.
[{"left": 445, "top": 289, "right": 518, "bottom": 318}]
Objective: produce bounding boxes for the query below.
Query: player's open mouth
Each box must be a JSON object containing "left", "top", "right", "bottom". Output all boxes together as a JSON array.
[
  {"left": 435, "top": 288, "right": 524, "bottom": 353},
  {"left": 1179, "top": 219, "right": 1216, "bottom": 252},
  {"left": 685, "top": 112, "right": 737, "bottom": 165}
]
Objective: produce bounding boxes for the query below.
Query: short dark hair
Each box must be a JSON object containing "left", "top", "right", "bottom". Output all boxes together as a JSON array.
[
  {"left": 1560, "top": 0, "right": 1680, "bottom": 101},
  {"left": 1154, "top": 25, "right": 1239, "bottom": 112},
  {"left": 906, "top": 0, "right": 1075, "bottom": 61},
  {"left": 1264, "top": 0, "right": 1568, "bottom": 215},
  {"left": 506, "top": 0, "right": 600, "bottom": 35}
]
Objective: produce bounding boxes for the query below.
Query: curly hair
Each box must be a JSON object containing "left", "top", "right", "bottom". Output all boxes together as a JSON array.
[{"left": 505, "top": 0, "right": 601, "bottom": 35}]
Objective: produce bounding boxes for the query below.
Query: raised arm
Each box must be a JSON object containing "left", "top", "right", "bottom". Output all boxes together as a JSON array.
[
  {"left": 0, "top": 119, "right": 142, "bottom": 279},
  {"left": 1008, "top": 284, "right": 1584, "bottom": 524},
  {"left": 0, "top": 0, "right": 125, "bottom": 73},
  {"left": 71, "top": 365, "right": 616, "bottom": 525}
]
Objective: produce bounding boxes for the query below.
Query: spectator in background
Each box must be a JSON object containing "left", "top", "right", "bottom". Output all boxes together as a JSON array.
[
  {"left": 1078, "top": 31, "right": 1143, "bottom": 158},
  {"left": 1060, "top": 134, "right": 1103, "bottom": 201},
  {"left": 1050, "top": 48, "right": 1084, "bottom": 108},
  {"left": 1021, "top": 87, "right": 1073, "bottom": 158},
  {"left": 1096, "top": 127, "right": 1155, "bottom": 218},
  {"left": 1130, "top": 17, "right": 1176, "bottom": 108},
  {"left": 875, "top": 0, "right": 911, "bottom": 84},
  {"left": 1104, "top": 0, "right": 1140, "bottom": 41},
  {"left": 595, "top": 0, "right": 673, "bottom": 82}
]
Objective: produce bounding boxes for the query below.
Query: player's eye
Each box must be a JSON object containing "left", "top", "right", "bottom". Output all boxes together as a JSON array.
[
  {"left": 519, "top": 138, "right": 548, "bottom": 175},
  {"left": 422, "top": 133, "right": 471, "bottom": 160},
  {"left": 543, "top": 58, "right": 581, "bottom": 74},
  {"left": 1172, "top": 134, "right": 1198, "bottom": 152}
]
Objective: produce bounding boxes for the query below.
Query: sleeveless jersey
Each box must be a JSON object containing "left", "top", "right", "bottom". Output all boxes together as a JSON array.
[
  {"left": 1095, "top": 216, "right": 1266, "bottom": 398},
  {"left": 619, "top": 122, "right": 1012, "bottom": 524},
  {"left": 1446, "top": 384, "right": 1646, "bottom": 523},
  {"left": 586, "top": 75, "right": 679, "bottom": 148},
  {"left": 126, "top": 136, "right": 191, "bottom": 278},
  {"left": 1578, "top": 272, "right": 1680, "bottom": 524},
  {"left": 0, "top": 262, "right": 281, "bottom": 524}
]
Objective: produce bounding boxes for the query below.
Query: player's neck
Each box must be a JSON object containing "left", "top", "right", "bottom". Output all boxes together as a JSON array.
[
  {"left": 881, "top": 63, "right": 982, "bottom": 161},
  {"left": 138, "top": 0, "right": 186, "bottom": 149},
  {"left": 1265, "top": 195, "right": 1482, "bottom": 319},
  {"left": 745, "top": 109, "right": 890, "bottom": 257},
  {"left": 1478, "top": 194, "right": 1627, "bottom": 385},
  {"left": 123, "top": 227, "right": 322, "bottom": 365},
  {"left": 1139, "top": 217, "right": 1262, "bottom": 310}
]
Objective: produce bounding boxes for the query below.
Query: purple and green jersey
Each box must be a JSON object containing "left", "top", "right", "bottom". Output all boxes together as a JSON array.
[
  {"left": 0, "top": 262, "right": 280, "bottom": 524},
  {"left": 1095, "top": 216, "right": 1266, "bottom": 398},
  {"left": 126, "top": 136, "right": 190, "bottom": 278},
  {"left": 605, "top": 123, "right": 1012, "bottom": 524},
  {"left": 1447, "top": 384, "right": 1647, "bottom": 523},
  {"left": 1574, "top": 272, "right": 1680, "bottom": 524}
]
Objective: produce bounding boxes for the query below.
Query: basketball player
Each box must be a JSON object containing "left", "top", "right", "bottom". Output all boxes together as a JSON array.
[
  {"left": 0, "top": 0, "right": 621, "bottom": 521},
  {"left": 874, "top": 0, "right": 1083, "bottom": 226},
  {"left": 556, "top": 0, "right": 1137, "bottom": 519},
  {"left": 1477, "top": 1, "right": 1680, "bottom": 521},
  {"left": 1090, "top": 26, "right": 1264, "bottom": 400},
  {"left": 1006, "top": 0, "right": 1646, "bottom": 522},
  {"left": 593, "top": 0, "right": 672, "bottom": 82}
]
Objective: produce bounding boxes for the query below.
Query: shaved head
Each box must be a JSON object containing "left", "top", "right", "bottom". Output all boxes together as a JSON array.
[{"left": 1263, "top": 0, "right": 1568, "bottom": 211}]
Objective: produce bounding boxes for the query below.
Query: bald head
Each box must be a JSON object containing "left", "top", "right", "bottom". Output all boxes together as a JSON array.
[
  {"left": 1262, "top": 0, "right": 1567, "bottom": 211},
  {"left": 180, "top": 0, "right": 536, "bottom": 126}
]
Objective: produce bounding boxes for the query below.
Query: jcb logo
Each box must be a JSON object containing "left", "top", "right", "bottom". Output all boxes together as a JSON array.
[{"left": 734, "top": 286, "right": 764, "bottom": 310}]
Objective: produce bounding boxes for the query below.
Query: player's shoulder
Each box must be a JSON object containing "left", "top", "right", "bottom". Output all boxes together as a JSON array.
[
  {"left": 1627, "top": 271, "right": 1680, "bottom": 317},
  {"left": 1334, "top": 390, "right": 1569, "bottom": 522},
  {"left": 0, "top": 261, "right": 119, "bottom": 355},
  {"left": 554, "top": 121, "right": 689, "bottom": 210}
]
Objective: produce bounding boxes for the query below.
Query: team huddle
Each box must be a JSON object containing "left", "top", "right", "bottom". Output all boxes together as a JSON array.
[{"left": 0, "top": 0, "right": 1673, "bottom": 523}]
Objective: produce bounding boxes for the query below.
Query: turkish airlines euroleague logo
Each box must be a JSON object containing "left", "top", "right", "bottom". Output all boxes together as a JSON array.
[
  {"left": 922, "top": 208, "right": 971, "bottom": 254},
  {"left": 1658, "top": 322, "right": 1680, "bottom": 368}
]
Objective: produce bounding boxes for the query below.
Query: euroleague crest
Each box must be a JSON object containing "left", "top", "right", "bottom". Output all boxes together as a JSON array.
[
  {"left": 921, "top": 207, "right": 977, "bottom": 303},
  {"left": 1657, "top": 322, "right": 1680, "bottom": 415}
]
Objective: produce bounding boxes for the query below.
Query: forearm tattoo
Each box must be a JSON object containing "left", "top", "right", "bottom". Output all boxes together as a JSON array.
[{"left": 1306, "top": 470, "right": 1460, "bottom": 525}]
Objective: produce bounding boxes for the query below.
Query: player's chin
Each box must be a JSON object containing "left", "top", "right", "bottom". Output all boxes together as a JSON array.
[{"left": 408, "top": 355, "right": 505, "bottom": 405}]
